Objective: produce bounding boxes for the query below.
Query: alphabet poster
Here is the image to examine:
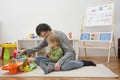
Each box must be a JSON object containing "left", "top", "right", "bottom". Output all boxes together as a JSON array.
[{"left": 84, "top": 4, "right": 114, "bottom": 26}]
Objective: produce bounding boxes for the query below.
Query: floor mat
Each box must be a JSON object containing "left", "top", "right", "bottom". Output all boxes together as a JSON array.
[{"left": 0, "top": 64, "right": 118, "bottom": 78}]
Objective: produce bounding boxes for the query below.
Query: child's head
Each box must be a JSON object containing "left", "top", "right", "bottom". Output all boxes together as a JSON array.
[{"left": 46, "top": 34, "right": 60, "bottom": 48}]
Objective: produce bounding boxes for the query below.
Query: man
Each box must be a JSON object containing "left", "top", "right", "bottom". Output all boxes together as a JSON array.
[{"left": 21, "top": 23, "right": 96, "bottom": 71}]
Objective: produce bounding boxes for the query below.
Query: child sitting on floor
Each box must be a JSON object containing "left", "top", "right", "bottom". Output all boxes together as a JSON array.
[{"left": 39, "top": 34, "right": 63, "bottom": 74}]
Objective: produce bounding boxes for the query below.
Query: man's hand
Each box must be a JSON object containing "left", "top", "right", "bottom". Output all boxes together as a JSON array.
[
  {"left": 54, "top": 62, "right": 61, "bottom": 71},
  {"left": 17, "top": 49, "right": 27, "bottom": 56}
]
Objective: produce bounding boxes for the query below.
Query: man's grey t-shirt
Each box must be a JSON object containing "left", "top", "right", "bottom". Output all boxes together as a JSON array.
[{"left": 25, "top": 30, "right": 75, "bottom": 64}]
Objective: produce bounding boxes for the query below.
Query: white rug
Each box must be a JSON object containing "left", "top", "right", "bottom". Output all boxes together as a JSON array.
[{"left": 0, "top": 64, "right": 118, "bottom": 78}]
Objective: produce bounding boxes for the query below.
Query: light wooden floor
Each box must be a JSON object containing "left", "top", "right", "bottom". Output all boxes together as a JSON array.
[{"left": 0, "top": 56, "right": 120, "bottom": 80}]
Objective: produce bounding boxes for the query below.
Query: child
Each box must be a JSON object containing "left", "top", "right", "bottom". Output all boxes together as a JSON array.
[{"left": 39, "top": 34, "right": 63, "bottom": 74}]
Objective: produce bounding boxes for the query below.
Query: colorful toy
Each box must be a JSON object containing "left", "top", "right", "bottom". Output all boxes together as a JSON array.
[
  {"left": 2, "top": 61, "right": 23, "bottom": 74},
  {"left": 1, "top": 55, "right": 37, "bottom": 74}
]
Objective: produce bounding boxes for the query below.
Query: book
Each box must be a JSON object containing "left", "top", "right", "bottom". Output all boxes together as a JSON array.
[
  {"left": 99, "top": 33, "right": 111, "bottom": 41},
  {"left": 80, "top": 33, "right": 90, "bottom": 40}
]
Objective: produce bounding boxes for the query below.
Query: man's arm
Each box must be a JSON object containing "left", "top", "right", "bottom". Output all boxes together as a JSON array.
[
  {"left": 56, "top": 31, "right": 75, "bottom": 65},
  {"left": 54, "top": 30, "right": 75, "bottom": 70},
  {"left": 22, "top": 39, "right": 48, "bottom": 55}
]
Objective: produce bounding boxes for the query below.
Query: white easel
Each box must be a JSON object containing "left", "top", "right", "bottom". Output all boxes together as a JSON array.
[{"left": 77, "top": 3, "right": 116, "bottom": 63}]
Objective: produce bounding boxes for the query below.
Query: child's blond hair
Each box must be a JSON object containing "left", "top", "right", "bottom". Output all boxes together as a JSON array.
[{"left": 47, "top": 34, "right": 60, "bottom": 45}]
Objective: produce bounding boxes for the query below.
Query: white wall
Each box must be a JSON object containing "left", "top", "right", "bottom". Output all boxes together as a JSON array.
[
  {"left": 115, "top": 0, "right": 120, "bottom": 37},
  {"left": 1, "top": 0, "right": 119, "bottom": 56},
  {"left": 0, "top": 0, "right": 116, "bottom": 42}
]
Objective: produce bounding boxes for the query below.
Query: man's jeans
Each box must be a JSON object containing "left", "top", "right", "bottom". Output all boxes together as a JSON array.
[{"left": 34, "top": 55, "right": 84, "bottom": 71}]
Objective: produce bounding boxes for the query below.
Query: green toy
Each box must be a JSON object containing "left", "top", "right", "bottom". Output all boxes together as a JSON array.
[{"left": 3, "top": 48, "right": 10, "bottom": 61}]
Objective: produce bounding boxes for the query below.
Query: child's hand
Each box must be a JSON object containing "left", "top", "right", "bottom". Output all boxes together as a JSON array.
[{"left": 45, "top": 52, "right": 51, "bottom": 57}]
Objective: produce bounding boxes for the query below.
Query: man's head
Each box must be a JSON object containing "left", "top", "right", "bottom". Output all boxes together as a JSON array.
[{"left": 36, "top": 23, "right": 52, "bottom": 38}]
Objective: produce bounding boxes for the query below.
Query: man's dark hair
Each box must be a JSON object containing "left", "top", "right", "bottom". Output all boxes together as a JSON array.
[{"left": 36, "top": 23, "right": 52, "bottom": 36}]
